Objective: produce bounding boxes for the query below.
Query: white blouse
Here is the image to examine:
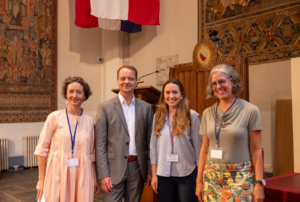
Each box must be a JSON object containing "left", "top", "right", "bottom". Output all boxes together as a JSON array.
[{"left": 150, "top": 109, "right": 202, "bottom": 177}]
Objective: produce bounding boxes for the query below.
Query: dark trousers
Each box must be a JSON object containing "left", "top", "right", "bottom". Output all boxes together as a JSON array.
[
  {"left": 102, "top": 160, "right": 144, "bottom": 202},
  {"left": 157, "top": 168, "right": 198, "bottom": 202}
]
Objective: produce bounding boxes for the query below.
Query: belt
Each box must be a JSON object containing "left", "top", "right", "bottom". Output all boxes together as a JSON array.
[{"left": 128, "top": 156, "right": 138, "bottom": 162}]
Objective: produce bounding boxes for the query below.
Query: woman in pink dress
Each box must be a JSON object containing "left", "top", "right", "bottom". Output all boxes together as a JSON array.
[{"left": 35, "top": 76, "right": 100, "bottom": 202}]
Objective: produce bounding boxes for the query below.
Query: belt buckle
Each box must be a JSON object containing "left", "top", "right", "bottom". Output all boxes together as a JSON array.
[{"left": 128, "top": 156, "right": 137, "bottom": 162}]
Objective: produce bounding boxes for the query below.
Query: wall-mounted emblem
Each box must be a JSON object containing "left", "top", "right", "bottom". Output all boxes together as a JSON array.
[{"left": 193, "top": 39, "right": 217, "bottom": 71}]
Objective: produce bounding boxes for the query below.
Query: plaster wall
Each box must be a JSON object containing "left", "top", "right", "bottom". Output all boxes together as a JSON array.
[
  {"left": 249, "top": 61, "right": 292, "bottom": 172},
  {"left": 130, "top": 0, "right": 198, "bottom": 91},
  {"left": 0, "top": 0, "right": 104, "bottom": 158},
  {"left": 291, "top": 58, "right": 300, "bottom": 172},
  {"left": 130, "top": 0, "right": 292, "bottom": 172},
  {"left": 101, "top": 31, "right": 124, "bottom": 102}
]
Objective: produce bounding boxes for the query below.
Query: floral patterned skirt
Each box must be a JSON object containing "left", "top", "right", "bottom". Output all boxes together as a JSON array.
[{"left": 203, "top": 160, "right": 255, "bottom": 202}]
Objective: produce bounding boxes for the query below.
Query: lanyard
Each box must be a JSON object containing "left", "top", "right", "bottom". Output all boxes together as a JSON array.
[
  {"left": 167, "top": 112, "right": 174, "bottom": 154},
  {"left": 66, "top": 109, "right": 82, "bottom": 157},
  {"left": 214, "top": 97, "right": 237, "bottom": 147}
]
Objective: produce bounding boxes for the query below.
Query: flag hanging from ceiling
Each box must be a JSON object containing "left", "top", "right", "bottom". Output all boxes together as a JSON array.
[
  {"left": 75, "top": 0, "right": 98, "bottom": 28},
  {"left": 75, "top": 0, "right": 142, "bottom": 33},
  {"left": 90, "top": 0, "right": 160, "bottom": 25}
]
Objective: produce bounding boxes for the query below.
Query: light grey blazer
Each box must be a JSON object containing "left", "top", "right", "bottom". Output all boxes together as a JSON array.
[{"left": 95, "top": 96, "right": 153, "bottom": 185}]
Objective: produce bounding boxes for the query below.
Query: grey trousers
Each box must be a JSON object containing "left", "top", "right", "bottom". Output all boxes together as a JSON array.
[{"left": 103, "top": 160, "right": 144, "bottom": 202}]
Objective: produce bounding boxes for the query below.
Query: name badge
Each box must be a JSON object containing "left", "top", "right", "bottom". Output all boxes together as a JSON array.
[
  {"left": 210, "top": 147, "right": 223, "bottom": 159},
  {"left": 68, "top": 158, "right": 79, "bottom": 167},
  {"left": 167, "top": 154, "right": 178, "bottom": 162}
]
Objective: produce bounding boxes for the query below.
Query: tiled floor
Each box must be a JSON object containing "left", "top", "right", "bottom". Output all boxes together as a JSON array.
[
  {"left": 0, "top": 168, "right": 273, "bottom": 202},
  {"left": 0, "top": 168, "right": 103, "bottom": 202}
]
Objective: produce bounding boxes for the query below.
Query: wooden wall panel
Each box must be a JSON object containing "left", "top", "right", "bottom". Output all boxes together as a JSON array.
[
  {"left": 273, "top": 100, "right": 294, "bottom": 176},
  {"left": 197, "top": 71, "right": 205, "bottom": 115},
  {"left": 190, "top": 71, "right": 197, "bottom": 110},
  {"left": 173, "top": 71, "right": 179, "bottom": 79},
  {"left": 170, "top": 58, "right": 248, "bottom": 117},
  {"left": 184, "top": 71, "right": 190, "bottom": 98},
  {"left": 197, "top": 70, "right": 217, "bottom": 116},
  {"left": 178, "top": 72, "right": 185, "bottom": 85},
  {"left": 170, "top": 66, "right": 196, "bottom": 112}
]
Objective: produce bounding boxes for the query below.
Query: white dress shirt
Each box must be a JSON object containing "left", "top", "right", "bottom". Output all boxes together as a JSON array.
[{"left": 118, "top": 93, "right": 136, "bottom": 156}]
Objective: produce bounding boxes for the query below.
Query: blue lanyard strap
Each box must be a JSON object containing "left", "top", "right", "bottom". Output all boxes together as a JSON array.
[
  {"left": 214, "top": 97, "right": 237, "bottom": 147},
  {"left": 167, "top": 112, "right": 174, "bottom": 154},
  {"left": 66, "top": 108, "right": 82, "bottom": 157}
]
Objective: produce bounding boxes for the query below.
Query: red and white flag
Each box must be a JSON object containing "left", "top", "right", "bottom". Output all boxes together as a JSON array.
[
  {"left": 90, "top": 0, "right": 160, "bottom": 25},
  {"left": 75, "top": 0, "right": 142, "bottom": 33}
]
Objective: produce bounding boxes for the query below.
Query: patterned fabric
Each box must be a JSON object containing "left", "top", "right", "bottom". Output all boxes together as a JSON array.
[
  {"left": 203, "top": 160, "right": 255, "bottom": 202},
  {"left": 0, "top": 0, "right": 57, "bottom": 123},
  {"left": 199, "top": 0, "right": 300, "bottom": 65}
]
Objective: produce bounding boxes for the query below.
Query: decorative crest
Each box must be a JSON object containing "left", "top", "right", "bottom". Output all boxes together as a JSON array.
[{"left": 193, "top": 39, "right": 218, "bottom": 71}]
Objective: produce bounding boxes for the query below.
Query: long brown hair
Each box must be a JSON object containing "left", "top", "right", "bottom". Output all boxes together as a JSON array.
[{"left": 154, "top": 78, "right": 191, "bottom": 137}]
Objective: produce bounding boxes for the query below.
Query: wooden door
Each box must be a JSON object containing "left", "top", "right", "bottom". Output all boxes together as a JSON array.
[
  {"left": 273, "top": 99, "right": 294, "bottom": 176},
  {"left": 169, "top": 58, "right": 249, "bottom": 117},
  {"left": 168, "top": 65, "right": 197, "bottom": 111}
]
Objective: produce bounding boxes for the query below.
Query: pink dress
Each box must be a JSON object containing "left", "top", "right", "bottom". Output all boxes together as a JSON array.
[{"left": 34, "top": 110, "right": 96, "bottom": 202}]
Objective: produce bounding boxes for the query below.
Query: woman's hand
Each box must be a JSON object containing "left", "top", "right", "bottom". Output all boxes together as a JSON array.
[
  {"left": 36, "top": 179, "right": 44, "bottom": 201},
  {"left": 94, "top": 180, "right": 100, "bottom": 195},
  {"left": 92, "top": 162, "right": 100, "bottom": 195},
  {"left": 253, "top": 184, "right": 264, "bottom": 202},
  {"left": 36, "top": 156, "right": 47, "bottom": 201},
  {"left": 249, "top": 130, "right": 264, "bottom": 202},
  {"left": 195, "top": 182, "right": 204, "bottom": 202},
  {"left": 151, "top": 175, "right": 158, "bottom": 194},
  {"left": 196, "top": 136, "right": 209, "bottom": 202}
]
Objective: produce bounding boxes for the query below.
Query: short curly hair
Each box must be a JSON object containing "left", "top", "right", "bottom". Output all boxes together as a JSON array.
[
  {"left": 61, "top": 76, "right": 92, "bottom": 101},
  {"left": 206, "top": 64, "right": 243, "bottom": 99}
]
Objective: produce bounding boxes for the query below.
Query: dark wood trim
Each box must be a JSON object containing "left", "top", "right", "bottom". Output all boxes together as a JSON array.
[{"left": 54, "top": 0, "right": 58, "bottom": 111}]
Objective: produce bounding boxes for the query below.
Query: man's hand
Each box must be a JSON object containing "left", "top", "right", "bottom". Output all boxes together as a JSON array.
[
  {"left": 144, "top": 175, "right": 152, "bottom": 187},
  {"left": 151, "top": 175, "right": 158, "bottom": 193},
  {"left": 101, "top": 177, "right": 113, "bottom": 194}
]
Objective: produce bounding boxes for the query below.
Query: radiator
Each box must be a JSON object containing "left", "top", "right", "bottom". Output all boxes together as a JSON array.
[
  {"left": 0, "top": 138, "right": 9, "bottom": 171},
  {"left": 23, "top": 136, "right": 39, "bottom": 168}
]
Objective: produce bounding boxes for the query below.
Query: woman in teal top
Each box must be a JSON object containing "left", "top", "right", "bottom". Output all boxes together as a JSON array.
[{"left": 195, "top": 64, "right": 265, "bottom": 202}]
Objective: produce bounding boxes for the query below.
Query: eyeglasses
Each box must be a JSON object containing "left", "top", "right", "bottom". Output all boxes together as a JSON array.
[{"left": 211, "top": 79, "right": 229, "bottom": 87}]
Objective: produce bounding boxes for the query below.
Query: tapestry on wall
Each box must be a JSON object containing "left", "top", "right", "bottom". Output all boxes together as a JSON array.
[
  {"left": 199, "top": 0, "right": 300, "bottom": 64},
  {"left": 0, "top": 0, "right": 57, "bottom": 123}
]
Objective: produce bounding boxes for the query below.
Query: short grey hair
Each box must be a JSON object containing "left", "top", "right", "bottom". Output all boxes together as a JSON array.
[{"left": 206, "top": 64, "right": 243, "bottom": 99}]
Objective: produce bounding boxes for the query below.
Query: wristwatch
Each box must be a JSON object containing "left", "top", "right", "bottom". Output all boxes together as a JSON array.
[{"left": 255, "top": 179, "right": 266, "bottom": 186}]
